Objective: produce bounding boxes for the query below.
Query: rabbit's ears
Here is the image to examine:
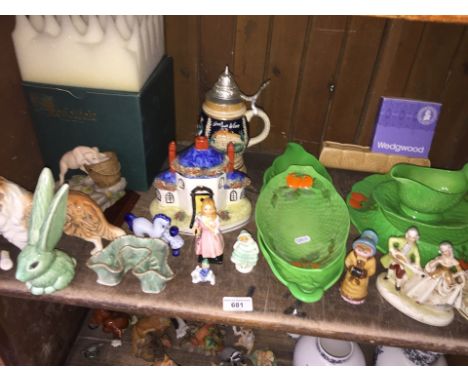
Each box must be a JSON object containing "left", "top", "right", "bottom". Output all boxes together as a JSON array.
[{"left": 29, "top": 168, "right": 69, "bottom": 251}]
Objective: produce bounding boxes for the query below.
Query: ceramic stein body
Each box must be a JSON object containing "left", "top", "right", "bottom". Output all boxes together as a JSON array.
[{"left": 197, "top": 67, "right": 270, "bottom": 173}]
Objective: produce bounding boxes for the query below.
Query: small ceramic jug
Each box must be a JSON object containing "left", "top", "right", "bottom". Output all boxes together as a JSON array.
[
  {"left": 293, "top": 336, "right": 366, "bottom": 366},
  {"left": 197, "top": 66, "right": 270, "bottom": 172}
]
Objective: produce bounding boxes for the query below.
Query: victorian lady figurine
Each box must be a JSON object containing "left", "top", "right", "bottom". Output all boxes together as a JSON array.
[
  {"left": 404, "top": 242, "right": 465, "bottom": 309},
  {"left": 193, "top": 198, "right": 224, "bottom": 264},
  {"left": 340, "top": 230, "right": 378, "bottom": 304}
]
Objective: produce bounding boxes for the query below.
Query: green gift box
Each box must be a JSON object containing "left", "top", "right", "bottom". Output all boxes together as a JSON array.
[{"left": 23, "top": 55, "right": 175, "bottom": 191}]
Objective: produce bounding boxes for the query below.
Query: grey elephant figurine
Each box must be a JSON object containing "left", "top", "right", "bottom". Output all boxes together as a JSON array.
[{"left": 15, "top": 168, "right": 76, "bottom": 295}]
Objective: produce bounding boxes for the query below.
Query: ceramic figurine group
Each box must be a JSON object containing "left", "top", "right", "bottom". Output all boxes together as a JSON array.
[
  {"left": 339, "top": 227, "right": 467, "bottom": 326},
  {"left": 376, "top": 227, "right": 466, "bottom": 326},
  {"left": 189, "top": 196, "right": 259, "bottom": 286}
]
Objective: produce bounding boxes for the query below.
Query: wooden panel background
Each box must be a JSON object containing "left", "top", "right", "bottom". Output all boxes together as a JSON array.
[{"left": 166, "top": 16, "right": 468, "bottom": 169}]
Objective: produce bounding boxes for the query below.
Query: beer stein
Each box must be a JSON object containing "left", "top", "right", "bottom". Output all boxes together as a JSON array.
[{"left": 197, "top": 66, "right": 270, "bottom": 172}]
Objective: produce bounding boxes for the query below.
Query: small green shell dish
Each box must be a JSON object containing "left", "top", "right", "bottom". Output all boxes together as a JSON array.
[{"left": 86, "top": 235, "right": 175, "bottom": 293}]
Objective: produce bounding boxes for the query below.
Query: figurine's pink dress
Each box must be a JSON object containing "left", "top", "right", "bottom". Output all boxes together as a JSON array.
[{"left": 195, "top": 215, "right": 224, "bottom": 258}]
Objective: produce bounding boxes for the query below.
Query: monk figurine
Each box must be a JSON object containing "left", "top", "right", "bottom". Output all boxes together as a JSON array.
[{"left": 340, "top": 230, "right": 378, "bottom": 304}]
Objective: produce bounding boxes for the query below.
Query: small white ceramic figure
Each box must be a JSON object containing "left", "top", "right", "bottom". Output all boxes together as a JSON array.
[
  {"left": 231, "top": 230, "right": 259, "bottom": 273},
  {"left": 191, "top": 259, "right": 216, "bottom": 285},
  {"left": 173, "top": 317, "right": 189, "bottom": 339},
  {"left": 0, "top": 250, "right": 13, "bottom": 271},
  {"left": 382, "top": 227, "right": 422, "bottom": 291},
  {"left": 232, "top": 326, "right": 255, "bottom": 354},
  {"left": 0, "top": 176, "right": 32, "bottom": 249},
  {"left": 404, "top": 242, "right": 465, "bottom": 309},
  {"left": 59, "top": 146, "right": 108, "bottom": 185}
]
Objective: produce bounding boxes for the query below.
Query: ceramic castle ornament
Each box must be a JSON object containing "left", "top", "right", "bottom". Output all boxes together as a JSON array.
[
  {"left": 197, "top": 66, "right": 270, "bottom": 172},
  {"left": 15, "top": 168, "right": 76, "bottom": 295},
  {"left": 191, "top": 259, "right": 216, "bottom": 285},
  {"left": 340, "top": 230, "right": 378, "bottom": 305},
  {"left": 231, "top": 230, "right": 259, "bottom": 273},
  {"left": 125, "top": 213, "right": 184, "bottom": 256},
  {"left": 150, "top": 137, "right": 252, "bottom": 235}
]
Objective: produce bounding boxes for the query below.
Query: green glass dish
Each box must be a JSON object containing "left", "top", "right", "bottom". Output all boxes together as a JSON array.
[
  {"left": 262, "top": 142, "right": 332, "bottom": 188},
  {"left": 256, "top": 164, "right": 349, "bottom": 302},
  {"left": 347, "top": 174, "right": 468, "bottom": 266},
  {"left": 257, "top": 230, "right": 345, "bottom": 303},
  {"left": 390, "top": 163, "right": 468, "bottom": 220}
]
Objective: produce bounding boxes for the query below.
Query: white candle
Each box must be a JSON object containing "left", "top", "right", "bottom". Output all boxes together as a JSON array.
[{"left": 12, "top": 15, "right": 165, "bottom": 92}]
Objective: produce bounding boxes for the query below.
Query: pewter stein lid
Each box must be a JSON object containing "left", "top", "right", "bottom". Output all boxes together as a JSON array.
[{"left": 206, "top": 66, "right": 242, "bottom": 105}]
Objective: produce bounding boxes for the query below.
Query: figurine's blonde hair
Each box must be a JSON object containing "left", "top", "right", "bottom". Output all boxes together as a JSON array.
[{"left": 200, "top": 197, "right": 217, "bottom": 217}]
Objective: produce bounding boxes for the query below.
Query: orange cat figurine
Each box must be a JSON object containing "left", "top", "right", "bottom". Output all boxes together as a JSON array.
[{"left": 64, "top": 191, "right": 125, "bottom": 254}]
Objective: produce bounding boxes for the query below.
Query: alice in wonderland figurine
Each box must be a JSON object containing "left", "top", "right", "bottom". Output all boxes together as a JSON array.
[
  {"left": 193, "top": 198, "right": 224, "bottom": 264},
  {"left": 191, "top": 259, "right": 216, "bottom": 286},
  {"left": 340, "top": 230, "right": 378, "bottom": 304},
  {"left": 404, "top": 242, "right": 465, "bottom": 309},
  {"left": 231, "top": 230, "right": 259, "bottom": 273}
]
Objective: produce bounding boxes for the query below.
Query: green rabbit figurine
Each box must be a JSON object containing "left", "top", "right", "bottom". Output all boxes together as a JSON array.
[{"left": 15, "top": 168, "right": 76, "bottom": 295}]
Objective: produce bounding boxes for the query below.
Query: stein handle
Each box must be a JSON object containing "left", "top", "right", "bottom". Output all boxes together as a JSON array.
[{"left": 245, "top": 109, "right": 270, "bottom": 148}]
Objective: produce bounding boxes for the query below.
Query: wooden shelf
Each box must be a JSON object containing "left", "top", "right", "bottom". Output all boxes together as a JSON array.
[{"left": 1, "top": 153, "right": 467, "bottom": 356}]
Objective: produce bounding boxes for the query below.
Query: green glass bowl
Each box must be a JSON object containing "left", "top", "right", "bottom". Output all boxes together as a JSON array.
[
  {"left": 390, "top": 163, "right": 468, "bottom": 219},
  {"left": 263, "top": 142, "right": 332, "bottom": 188},
  {"left": 373, "top": 179, "right": 468, "bottom": 245},
  {"left": 258, "top": 229, "right": 345, "bottom": 303},
  {"left": 255, "top": 164, "right": 349, "bottom": 302}
]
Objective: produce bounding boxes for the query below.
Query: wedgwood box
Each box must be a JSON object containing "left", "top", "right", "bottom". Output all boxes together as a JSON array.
[
  {"left": 371, "top": 97, "right": 441, "bottom": 159},
  {"left": 23, "top": 55, "right": 175, "bottom": 191}
]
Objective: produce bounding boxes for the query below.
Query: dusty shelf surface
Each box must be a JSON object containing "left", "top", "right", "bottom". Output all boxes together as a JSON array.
[{"left": 1, "top": 152, "right": 468, "bottom": 355}]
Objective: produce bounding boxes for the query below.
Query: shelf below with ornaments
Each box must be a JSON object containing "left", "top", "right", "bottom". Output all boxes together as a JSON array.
[{"left": 0, "top": 152, "right": 467, "bottom": 356}]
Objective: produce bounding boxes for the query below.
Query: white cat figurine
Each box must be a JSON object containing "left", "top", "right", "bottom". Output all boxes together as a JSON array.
[{"left": 0, "top": 176, "right": 32, "bottom": 249}]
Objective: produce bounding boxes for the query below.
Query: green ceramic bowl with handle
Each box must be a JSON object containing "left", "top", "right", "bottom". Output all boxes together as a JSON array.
[{"left": 390, "top": 163, "right": 468, "bottom": 220}]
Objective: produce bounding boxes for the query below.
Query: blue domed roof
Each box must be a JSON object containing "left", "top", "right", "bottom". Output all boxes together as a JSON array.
[
  {"left": 155, "top": 170, "right": 176, "bottom": 184},
  {"left": 178, "top": 145, "right": 225, "bottom": 169}
]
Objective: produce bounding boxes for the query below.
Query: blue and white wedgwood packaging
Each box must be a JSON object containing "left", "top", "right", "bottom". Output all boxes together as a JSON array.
[
  {"left": 293, "top": 336, "right": 366, "bottom": 366},
  {"left": 375, "top": 346, "right": 446, "bottom": 366}
]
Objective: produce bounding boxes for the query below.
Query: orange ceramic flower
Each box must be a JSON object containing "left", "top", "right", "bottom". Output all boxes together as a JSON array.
[
  {"left": 286, "top": 173, "right": 314, "bottom": 189},
  {"left": 349, "top": 192, "right": 368, "bottom": 209}
]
